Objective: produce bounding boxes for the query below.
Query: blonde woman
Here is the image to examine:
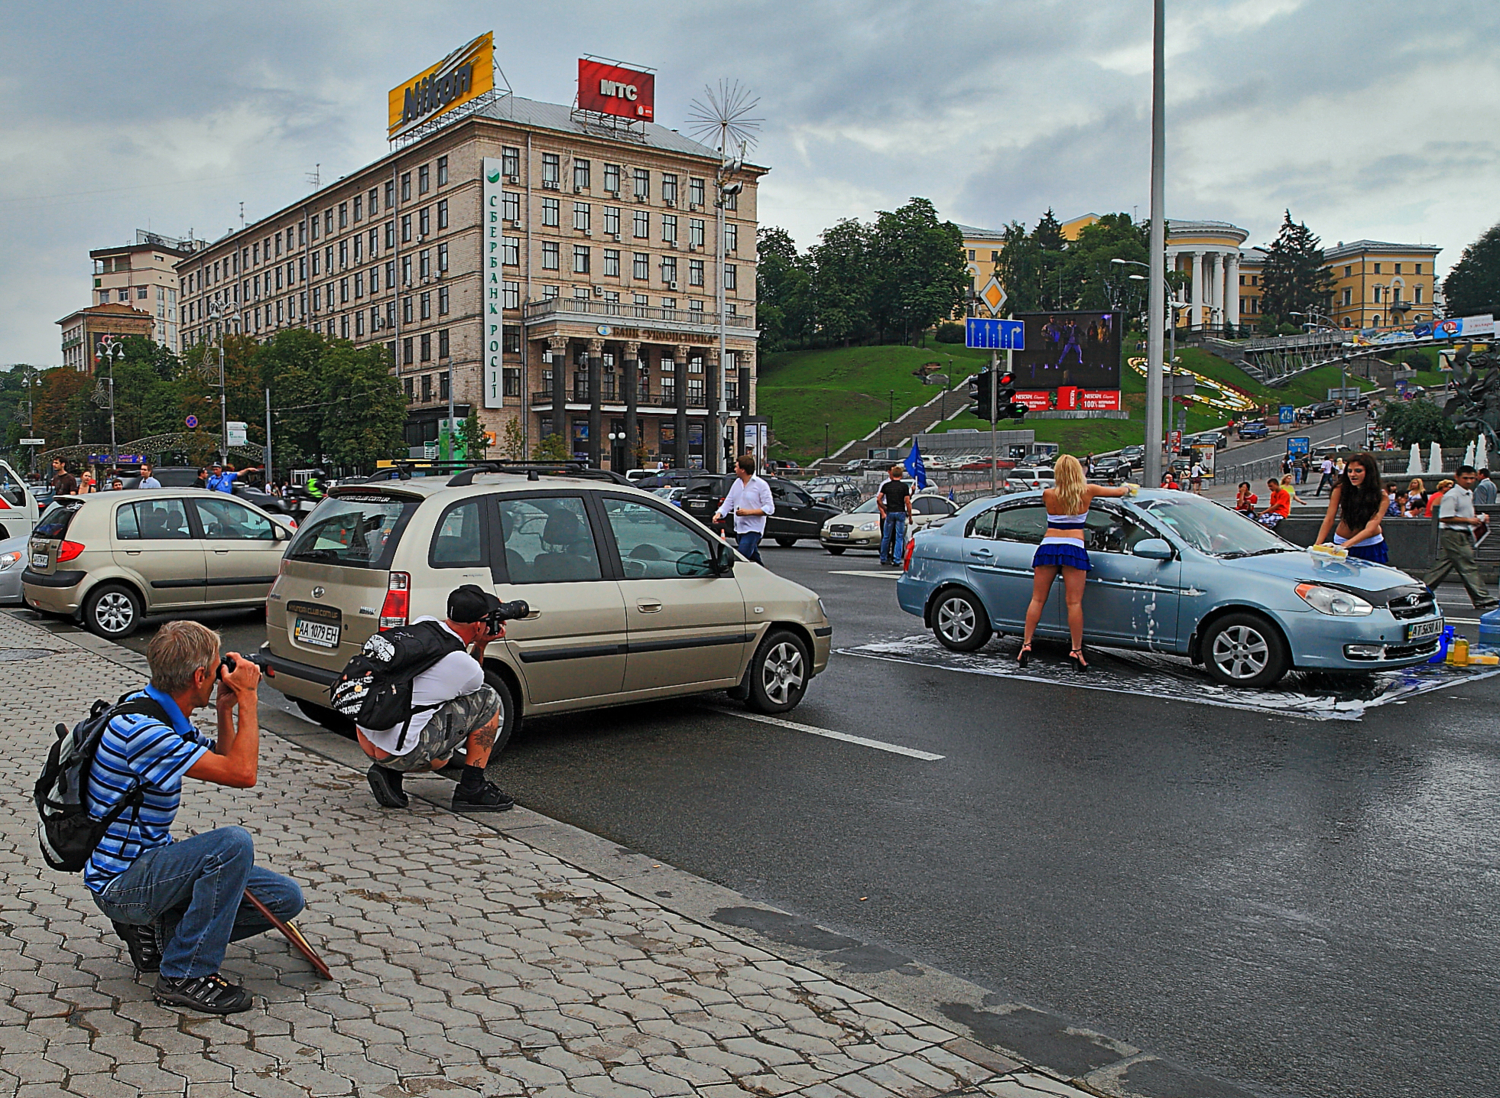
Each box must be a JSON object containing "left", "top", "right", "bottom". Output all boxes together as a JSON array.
[{"left": 1019, "top": 454, "right": 1130, "bottom": 671}]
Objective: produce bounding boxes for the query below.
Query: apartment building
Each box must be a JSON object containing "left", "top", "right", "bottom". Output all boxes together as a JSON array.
[
  {"left": 90, "top": 231, "right": 199, "bottom": 354},
  {"left": 56, "top": 302, "right": 155, "bottom": 373},
  {"left": 177, "top": 93, "right": 763, "bottom": 470},
  {"left": 1324, "top": 240, "right": 1442, "bottom": 330}
]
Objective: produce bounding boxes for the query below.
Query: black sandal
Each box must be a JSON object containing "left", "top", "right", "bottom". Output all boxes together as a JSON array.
[
  {"left": 1067, "top": 648, "right": 1089, "bottom": 672},
  {"left": 1017, "top": 643, "right": 1032, "bottom": 668}
]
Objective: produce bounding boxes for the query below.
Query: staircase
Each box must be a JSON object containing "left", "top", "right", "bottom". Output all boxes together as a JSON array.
[{"left": 811, "top": 386, "right": 963, "bottom": 470}]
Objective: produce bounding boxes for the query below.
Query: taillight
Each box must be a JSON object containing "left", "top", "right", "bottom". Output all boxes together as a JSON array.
[
  {"left": 379, "top": 571, "right": 410, "bottom": 629},
  {"left": 903, "top": 535, "right": 915, "bottom": 571},
  {"left": 58, "top": 541, "right": 85, "bottom": 562}
]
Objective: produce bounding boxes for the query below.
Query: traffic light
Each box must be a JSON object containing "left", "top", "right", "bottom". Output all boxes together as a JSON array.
[
  {"left": 967, "top": 370, "right": 994, "bottom": 421},
  {"left": 995, "top": 371, "right": 1026, "bottom": 420}
]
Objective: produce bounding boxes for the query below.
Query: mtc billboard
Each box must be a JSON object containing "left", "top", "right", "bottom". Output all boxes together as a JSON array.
[
  {"left": 388, "top": 33, "right": 495, "bottom": 140},
  {"left": 1012, "top": 312, "right": 1121, "bottom": 391},
  {"left": 577, "top": 58, "right": 655, "bottom": 122}
]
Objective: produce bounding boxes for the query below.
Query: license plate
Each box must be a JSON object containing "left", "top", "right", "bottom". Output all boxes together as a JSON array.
[
  {"left": 829, "top": 532, "right": 849, "bottom": 540},
  {"left": 30, "top": 551, "right": 47, "bottom": 568},
  {"left": 294, "top": 619, "right": 341, "bottom": 649},
  {"left": 1405, "top": 619, "right": 1443, "bottom": 641}
]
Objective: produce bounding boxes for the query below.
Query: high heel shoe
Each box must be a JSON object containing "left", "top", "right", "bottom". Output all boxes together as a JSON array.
[
  {"left": 1017, "top": 643, "right": 1032, "bottom": 668},
  {"left": 1067, "top": 648, "right": 1089, "bottom": 672}
]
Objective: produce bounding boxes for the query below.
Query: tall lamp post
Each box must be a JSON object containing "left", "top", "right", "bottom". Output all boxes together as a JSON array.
[
  {"left": 824, "top": 422, "right": 830, "bottom": 461},
  {"left": 1143, "top": 0, "right": 1167, "bottom": 489},
  {"left": 715, "top": 163, "right": 744, "bottom": 476},
  {"left": 94, "top": 335, "right": 126, "bottom": 468},
  {"left": 204, "top": 298, "right": 239, "bottom": 459},
  {"left": 1116, "top": 259, "right": 1188, "bottom": 457}
]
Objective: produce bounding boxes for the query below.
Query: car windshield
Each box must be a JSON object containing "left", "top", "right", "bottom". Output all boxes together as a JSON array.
[
  {"left": 284, "top": 494, "right": 417, "bottom": 569},
  {"left": 1135, "top": 496, "right": 1295, "bottom": 558},
  {"left": 851, "top": 497, "right": 880, "bottom": 514}
]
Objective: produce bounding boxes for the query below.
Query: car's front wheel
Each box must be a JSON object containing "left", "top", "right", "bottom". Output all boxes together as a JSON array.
[
  {"left": 85, "top": 584, "right": 142, "bottom": 639},
  {"left": 774, "top": 536, "right": 797, "bottom": 548},
  {"left": 825, "top": 546, "right": 845, "bottom": 555},
  {"left": 746, "top": 629, "right": 810, "bottom": 713},
  {"left": 932, "top": 588, "right": 992, "bottom": 652},
  {"left": 1202, "top": 612, "right": 1289, "bottom": 688}
]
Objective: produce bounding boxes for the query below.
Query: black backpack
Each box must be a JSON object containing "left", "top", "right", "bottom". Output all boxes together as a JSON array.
[
  {"left": 35, "top": 694, "right": 171, "bottom": 873},
  {"left": 329, "top": 621, "right": 466, "bottom": 751}
]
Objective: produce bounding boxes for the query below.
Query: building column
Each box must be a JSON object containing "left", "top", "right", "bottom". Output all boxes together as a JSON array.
[
  {"left": 1226, "top": 253, "right": 1241, "bottom": 333},
  {"left": 587, "top": 338, "right": 603, "bottom": 468},
  {"left": 547, "top": 336, "right": 568, "bottom": 440},
  {"left": 705, "top": 351, "right": 721, "bottom": 474},
  {"left": 622, "top": 340, "right": 640, "bottom": 472},
  {"left": 740, "top": 348, "right": 756, "bottom": 417},
  {"left": 674, "top": 343, "right": 689, "bottom": 470},
  {"left": 1189, "top": 252, "right": 1203, "bottom": 332},
  {"left": 1210, "top": 252, "right": 1225, "bottom": 333}
]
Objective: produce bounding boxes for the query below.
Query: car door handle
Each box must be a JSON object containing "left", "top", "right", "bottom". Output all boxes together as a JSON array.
[
  {"left": 125, "top": 550, "right": 141, "bottom": 556},
  {"left": 636, "top": 600, "right": 663, "bottom": 613},
  {"left": 214, "top": 549, "right": 230, "bottom": 555},
  {"left": 970, "top": 548, "right": 992, "bottom": 557}
]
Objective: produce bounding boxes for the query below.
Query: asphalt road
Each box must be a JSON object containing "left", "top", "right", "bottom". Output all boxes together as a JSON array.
[{"left": 19, "top": 540, "right": 1500, "bottom": 1098}]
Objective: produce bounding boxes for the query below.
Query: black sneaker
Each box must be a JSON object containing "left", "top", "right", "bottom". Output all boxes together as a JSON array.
[
  {"left": 452, "top": 780, "right": 514, "bottom": 812},
  {"left": 112, "top": 921, "right": 162, "bottom": 973},
  {"left": 366, "top": 764, "right": 408, "bottom": 809},
  {"left": 153, "top": 973, "right": 253, "bottom": 1015}
]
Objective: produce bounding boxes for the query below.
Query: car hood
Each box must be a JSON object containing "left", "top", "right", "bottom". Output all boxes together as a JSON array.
[{"left": 1199, "top": 547, "right": 1421, "bottom": 594}]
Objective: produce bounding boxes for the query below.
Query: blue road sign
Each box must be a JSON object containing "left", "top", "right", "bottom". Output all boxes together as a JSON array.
[
  {"left": 1278, "top": 404, "right": 1294, "bottom": 425},
  {"left": 1287, "top": 436, "right": 1311, "bottom": 457},
  {"left": 965, "top": 317, "right": 1025, "bottom": 351},
  {"left": 185, "top": 414, "right": 199, "bottom": 428}
]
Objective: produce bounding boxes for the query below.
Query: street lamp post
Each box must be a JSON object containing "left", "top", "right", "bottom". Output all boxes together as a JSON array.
[
  {"left": 94, "top": 335, "right": 126, "bottom": 468},
  {"left": 205, "top": 299, "right": 239, "bottom": 459},
  {"left": 1143, "top": 0, "right": 1167, "bottom": 489},
  {"left": 714, "top": 164, "right": 744, "bottom": 477},
  {"left": 1117, "top": 260, "right": 1187, "bottom": 462},
  {"left": 608, "top": 428, "right": 627, "bottom": 469}
]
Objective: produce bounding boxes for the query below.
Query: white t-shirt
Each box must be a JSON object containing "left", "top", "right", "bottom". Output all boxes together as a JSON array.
[{"left": 358, "top": 618, "right": 483, "bottom": 755}]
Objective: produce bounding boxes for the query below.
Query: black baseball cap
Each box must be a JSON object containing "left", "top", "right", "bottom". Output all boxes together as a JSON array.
[{"left": 447, "top": 584, "right": 502, "bottom": 624}]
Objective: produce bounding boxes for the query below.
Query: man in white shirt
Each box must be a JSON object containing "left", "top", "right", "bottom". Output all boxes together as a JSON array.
[
  {"left": 1423, "top": 466, "right": 1498, "bottom": 611},
  {"left": 713, "top": 454, "right": 775, "bottom": 563},
  {"left": 1315, "top": 456, "right": 1336, "bottom": 496},
  {"left": 137, "top": 463, "right": 163, "bottom": 489},
  {"left": 357, "top": 585, "right": 511, "bottom": 812}
]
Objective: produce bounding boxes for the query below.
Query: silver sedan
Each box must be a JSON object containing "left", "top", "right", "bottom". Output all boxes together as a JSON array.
[{"left": 0, "top": 535, "right": 27, "bottom": 603}]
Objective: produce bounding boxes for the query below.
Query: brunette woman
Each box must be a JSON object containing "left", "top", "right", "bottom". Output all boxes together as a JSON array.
[{"left": 1314, "top": 452, "right": 1390, "bottom": 563}]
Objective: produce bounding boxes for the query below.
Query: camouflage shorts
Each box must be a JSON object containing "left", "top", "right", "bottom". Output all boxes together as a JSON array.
[{"left": 375, "top": 685, "right": 501, "bottom": 773}]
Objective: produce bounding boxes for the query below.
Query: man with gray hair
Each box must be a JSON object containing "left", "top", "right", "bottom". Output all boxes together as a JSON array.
[{"left": 85, "top": 621, "right": 304, "bottom": 1014}]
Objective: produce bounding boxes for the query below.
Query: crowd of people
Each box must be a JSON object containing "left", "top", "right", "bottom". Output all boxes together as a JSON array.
[{"left": 47, "top": 458, "right": 327, "bottom": 503}]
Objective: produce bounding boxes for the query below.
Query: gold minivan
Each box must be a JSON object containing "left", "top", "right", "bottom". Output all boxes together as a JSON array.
[
  {"left": 23, "top": 489, "right": 296, "bottom": 637},
  {"left": 259, "top": 468, "right": 832, "bottom": 748}
]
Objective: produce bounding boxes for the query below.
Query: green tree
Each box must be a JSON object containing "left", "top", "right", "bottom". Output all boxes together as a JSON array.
[
  {"left": 1058, "top": 213, "right": 1150, "bottom": 312},
  {"left": 808, "top": 218, "right": 874, "bottom": 345},
  {"left": 1443, "top": 222, "right": 1500, "bottom": 317},
  {"left": 1260, "top": 211, "right": 1334, "bottom": 326},
  {"left": 259, "top": 329, "right": 328, "bottom": 468},
  {"left": 499, "top": 416, "right": 526, "bottom": 460},
  {"left": 756, "top": 226, "right": 813, "bottom": 351},
  {"left": 317, "top": 341, "right": 406, "bottom": 470},
  {"left": 532, "top": 431, "right": 570, "bottom": 461},
  {"left": 995, "top": 221, "right": 1043, "bottom": 314},
  {"left": 457, "top": 412, "right": 490, "bottom": 461},
  {"left": 868, "top": 198, "right": 968, "bottom": 344},
  {"left": 1378, "top": 398, "right": 1465, "bottom": 448}
]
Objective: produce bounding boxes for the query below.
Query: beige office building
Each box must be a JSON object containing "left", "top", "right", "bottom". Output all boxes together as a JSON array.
[
  {"left": 177, "top": 94, "right": 763, "bottom": 470},
  {"left": 91, "top": 231, "right": 199, "bottom": 354}
]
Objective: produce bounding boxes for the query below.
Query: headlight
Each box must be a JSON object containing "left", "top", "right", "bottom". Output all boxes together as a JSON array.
[
  {"left": 0, "top": 551, "right": 18, "bottom": 571},
  {"left": 1296, "top": 583, "right": 1373, "bottom": 616},
  {"left": 858, "top": 521, "right": 878, "bottom": 531}
]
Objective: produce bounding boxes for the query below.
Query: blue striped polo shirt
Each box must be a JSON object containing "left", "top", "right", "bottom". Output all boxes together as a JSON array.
[{"left": 83, "top": 685, "right": 213, "bottom": 894}]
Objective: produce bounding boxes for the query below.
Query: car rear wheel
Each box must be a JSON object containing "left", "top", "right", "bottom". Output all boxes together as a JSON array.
[
  {"left": 1202, "top": 612, "right": 1289, "bottom": 688},
  {"left": 932, "top": 588, "right": 991, "bottom": 652},
  {"left": 775, "top": 536, "right": 797, "bottom": 548},
  {"left": 825, "top": 546, "right": 846, "bottom": 555},
  {"left": 746, "top": 629, "right": 809, "bottom": 714},
  {"left": 482, "top": 668, "right": 519, "bottom": 757},
  {"left": 85, "top": 584, "right": 142, "bottom": 639}
]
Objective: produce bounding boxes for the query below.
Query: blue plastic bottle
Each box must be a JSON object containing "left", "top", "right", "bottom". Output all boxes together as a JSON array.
[
  {"left": 1480, "top": 607, "right": 1500, "bottom": 652},
  {"left": 1429, "top": 625, "right": 1454, "bottom": 664}
]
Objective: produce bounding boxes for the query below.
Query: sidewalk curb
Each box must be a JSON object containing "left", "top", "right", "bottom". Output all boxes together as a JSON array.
[{"left": 35, "top": 614, "right": 1262, "bottom": 1098}]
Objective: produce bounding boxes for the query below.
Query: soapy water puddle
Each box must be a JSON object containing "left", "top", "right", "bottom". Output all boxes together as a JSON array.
[{"left": 839, "top": 634, "right": 1500, "bottom": 722}]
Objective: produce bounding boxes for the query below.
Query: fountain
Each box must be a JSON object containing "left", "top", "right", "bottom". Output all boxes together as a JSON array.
[
  {"left": 1478, "top": 435, "right": 1489, "bottom": 472},
  {"left": 1407, "top": 444, "right": 1423, "bottom": 476},
  {"left": 1465, "top": 441, "right": 1477, "bottom": 468},
  {"left": 1428, "top": 442, "right": 1444, "bottom": 476}
]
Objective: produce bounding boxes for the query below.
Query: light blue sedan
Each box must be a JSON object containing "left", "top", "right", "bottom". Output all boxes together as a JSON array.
[{"left": 896, "top": 490, "right": 1444, "bottom": 687}]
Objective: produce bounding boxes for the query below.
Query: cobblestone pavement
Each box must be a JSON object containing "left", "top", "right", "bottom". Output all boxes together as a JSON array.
[{"left": 0, "top": 610, "right": 1117, "bottom": 1098}]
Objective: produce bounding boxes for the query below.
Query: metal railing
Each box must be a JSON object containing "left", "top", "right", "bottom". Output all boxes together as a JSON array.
[{"left": 530, "top": 390, "right": 709, "bottom": 409}]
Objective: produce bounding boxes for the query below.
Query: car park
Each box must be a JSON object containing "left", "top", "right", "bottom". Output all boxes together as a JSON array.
[
  {"left": 677, "top": 475, "right": 840, "bottom": 547},
  {"left": 898, "top": 490, "right": 1443, "bottom": 687},
  {"left": 259, "top": 464, "right": 832, "bottom": 741},
  {"left": 1237, "top": 420, "right": 1269, "bottom": 440},
  {"left": 23, "top": 488, "right": 296, "bottom": 638},
  {"left": 818, "top": 491, "right": 959, "bottom": 555}
]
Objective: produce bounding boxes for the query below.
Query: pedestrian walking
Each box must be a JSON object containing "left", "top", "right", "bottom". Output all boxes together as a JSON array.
[
  {"left": 1474, "top": 468, "right": 1496, "bottom": 506},
  {"left": 1313, "top": 452, "right": 1390, "bottom": 562},
  {"left": 1189, "top": 461, "right": 1204, "bottom": 494},
  {"left": 1423, "top": 465, "right": 1498, "bottom": 611},
  {"left": 875, "top": 464, "right": 913, "bottom": 566},
  {"left": 1018, "top": 454, "right": 1130, "bottom": 672},
  {"left": 84, "top": 621, "right": 304, "bottom": 1014},
  {"left": 712, "top": 453, "right": 775, "bottom": 564},
  {"left": 1314, "top": 455, "right": 1336, "bottom": 496},
  {"left": 50, "top": 457, "right": 78, "bottom": 497},
  {"left": 137, "top": 463, "right": 162, "bottom": 489},
  {"left": 1296, "top": 456, "right": 1310, "bottom": 485}
]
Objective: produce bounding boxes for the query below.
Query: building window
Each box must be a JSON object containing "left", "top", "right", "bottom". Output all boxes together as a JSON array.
[
  {"left": 633, "top": 210, "right": 649, "bottom": 239},
  {"left": 355, "top": 311, "right": 364, "bottom": 337},
  {"left": 574, "top": 158, "right": 590, "bottom": 190},
  {"left": 542, "top": 197, "right": 559, "bottom": 227},
  {"left": 340, "top": 277, "right": 349, "bottom": 304},
  {"left": 724, "top": 264, "right": 737, "bottom": 291},
  {"left": 418, "top": 332, "right": 430, "bottom": 361},
  {"left": 385, "top": 180, "right": 395, "bottom": 209},
  {"left": 353, "top": 195, "right": 363, "bottom": 221},
  {"left": 419, "top": 250, "right": 431, "bottom": 279},
  {"left": 402, "top": 215, "right": 412, "bottom": 243},
  {"left": 503, "top": 368, "right": 521, "bottom": 397},
  {"left": 137, "top": 286, "right": 149, "bottom": 299},
  {"left": 436, "top": 156, "right": 448, "bottom": 187},
  {"left": 1414, "top": 264, "right": 1422, "bottom": 275},
  {"left": 689, "top": 259, "right": 704, "bottom": 286},
  {"left": 419, "top": 207, "right": 430, "bottom": 236},
  {"left": 633, "top": 168, "right": 650, "bottom": 200},
  {"left": 502, "top": 146, "right": 520, "bottom": 178},
  {"left": 690, "top": 298, "right": 703, "bottom": 314},
  {"left": 1342, "top": 288, "right": 1352, "bottom": 306},
  {"left": 502, "top": 236, "right": 519, "bottom": 266},
  {"left": 573, "top": 246, "right": 591, "bottom": 274},
  {"left": 724, "top": 223, "right": 738, "bottom": 252},
  {"left": 418, "top": 164, "right": 429, "bottom": 194},
  {"left": 574, "top": 202, "right": 591, "bottom": 232},
  {"left": 662, "top": 174, "right": 678, "bottom": 205},
  {"left": 311, "top": 287, "right": 321, "bottom": 311},
  {"left": 338, "top": 241, "right": 348, "bottom": 269},
  {"left": 404, "top": 377, "right": 414, "bottom": 399},
  {"left": 542, "top": 285, "right": 559, "bottom": 299},
  {"left": 689, "top": 177, "right": 705, "bottom": 207},
  {"left": 403, "top": 297, "right": 413, "bottom": 323},
  {"left": 723, "top": 188, "right": 737, "bottom": 211},
  {"left": 603, "top": 249, "right": 620, "bottom": 277},
  {"left": 438, "top": 328, "right": 449, "bottom": 358},
  {"left": 438, "top": 285, "right": 450, "bottom": 315},
  {"left": 690, "top": 219, "right": 705, "bottom": 248},
  {"left": 603, "top": 206, "right": 620, "bottom": 236},
  {"left": 542, "top": 153, "right": 560, "bottom": 189},
  {"left": 503, "top": 281, "right": 519, "bottom": 309},
  {"left": 1373, "top": 263, "right": 1382, "bottom": 274},
  {"left": 604, "top": 162, "right": 620, "bottom": 192},
  {"left": 403, "top": 337, "right": 414, "bottom": 365},
  {"left": 437, "top": 199, "right": 448, "bottom": 230},
  {"left": 1394, "top": 262, "right": 1402, "bottom": 275},
  {"left": 386, "top": 260, "right": 396, "bottom": 289},
  {"left": 1415, "top": 285, "right": 1423, "bottom": 303},
  {"left": 370, "top": 186, "right": 380, "bottom": 214},
  {"left": 421, "top": 373, "right": 432, "bottom": 401},
  {"left": 355, "top": 272, "right": 365, "bottom": 298},
  {"left": 339, "top": 203, "right": 348, "bottom": 229},
  {"left": 324, "top": 211, "right": 333, "bottom": 236},
  {"left": 438, "top": 243, "right": 448, "bottom": 273},
  {"left": 633, "top": 252, "right": 649, "bottom": 280},
  {"left": 420, "top": 292, "right": 431, "bottom": 320},
  {"left": 503, "top": 192, "right": 520, "bottom": 221},
  {"left": 385, "top": 221, "right": 395, "bottom": 249},
  {"left": 440, "top": 371, "right": 450, "bottom": 401},
  {"left": 309, "top": 219, "right": 318, "bottom": 243},
  {"left": 542, "top": 241, "right": 560, "bottom": 270},
  {"left": 353, "top": 236, "right": 362, "bottom": 264},
  {"left": 661, "top": 256, "right": 678, "bottom": 285},
  {"left": 661, "top": 215, "right": 678, "bottom": 244},
  {"left": 401, "top": 173, "right": 411, "bottom": 202}
]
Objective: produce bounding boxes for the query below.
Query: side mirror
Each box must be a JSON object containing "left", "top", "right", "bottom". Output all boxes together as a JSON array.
[
  {"left": 713, "top": 541, "right": 735, "bottom": 574},
  {"left": 1133, "top": 538, "right": 1174, "bottom": 560}
]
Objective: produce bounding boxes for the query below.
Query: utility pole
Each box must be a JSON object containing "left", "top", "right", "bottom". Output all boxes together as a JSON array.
[
  {"left": 265, "top": 388, "right": 273, "bottom": 486},
  {"left": 1144, "top": 0, "right": 1167, "bottom": 489},
  {"left": 990, "top": 350, "right": 999, "bottom": 494}
]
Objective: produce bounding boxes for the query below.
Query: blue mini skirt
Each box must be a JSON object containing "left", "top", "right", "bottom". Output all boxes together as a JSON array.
[
  {"left": 1346, "top": 541, "right": 1389, "bottom": 564},
  {"left": 1033, "top": 543, "right": 1091, "bottom": 571}
]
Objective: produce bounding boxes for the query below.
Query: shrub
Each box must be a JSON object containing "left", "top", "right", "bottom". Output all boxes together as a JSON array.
[{"left": 934, "top": 322, "right": 965, "bottom": 344}]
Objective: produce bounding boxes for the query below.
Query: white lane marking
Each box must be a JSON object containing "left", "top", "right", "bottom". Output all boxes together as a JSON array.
[
  {"left": 702, "top": 706, "right": 944, "bottom": 760},
  {"left": 829, "top": 570, "right": 902, "bottom": 579}
]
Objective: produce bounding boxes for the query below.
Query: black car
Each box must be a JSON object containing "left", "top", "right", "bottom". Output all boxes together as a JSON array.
[
  {"left": 1237, "top": 420, "right": 1269, "bottom": 440},
  {"left": 1092, "top": 457, "right": 1131, "bottom": 483},
  {"left": 1195, "top": 430, "right": 1229, "bottom": 450},
  {"left": 1118, "top": 445, "right": 1145, "bottom": 469},
  {"left": 677, "top": 475, "right": 841, "bottom": 547},
  {"left": 1311, "top": 401, "right": 1340, "bottom": 419}
]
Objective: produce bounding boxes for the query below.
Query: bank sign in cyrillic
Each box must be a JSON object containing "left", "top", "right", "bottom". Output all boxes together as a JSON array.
[{"left": 482, "top": 157, "right": 504, "bottom": 408}]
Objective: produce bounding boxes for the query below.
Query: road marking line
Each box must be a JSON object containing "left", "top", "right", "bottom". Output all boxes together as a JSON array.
[
  {"left": 702, "top": 706, "right": 944, "bottom": 760},
  {"left": 829, "top": 570, "right": 902, "bottom": 579}
]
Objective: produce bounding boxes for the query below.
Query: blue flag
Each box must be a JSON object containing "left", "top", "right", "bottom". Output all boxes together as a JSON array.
[{"left": 904, "top": 439, "right": 928, "bottom": 491}]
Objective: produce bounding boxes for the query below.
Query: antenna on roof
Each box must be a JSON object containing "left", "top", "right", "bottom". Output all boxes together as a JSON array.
[{"left": 306, "top": 163, "right": 320, "bottom": 189}]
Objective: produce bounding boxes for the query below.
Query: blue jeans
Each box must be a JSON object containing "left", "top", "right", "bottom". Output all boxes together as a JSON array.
[
  {"left": 880, "top": 513, "right": 907, "bottom": 563},
  {"left": 736, "top": 530, "right": 763, "bottom": 563},
  {"left": 91, "top": 827, "right": 304, "bottom": 979}
]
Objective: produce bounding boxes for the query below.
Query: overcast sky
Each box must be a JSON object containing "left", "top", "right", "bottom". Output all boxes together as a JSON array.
[{"left": 4, "top": 0, "right": 1497, "bottom": 365}]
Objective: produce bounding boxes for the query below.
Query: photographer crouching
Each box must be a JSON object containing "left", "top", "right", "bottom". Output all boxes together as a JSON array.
[
  {"left": 87, "top": 621, "right": 304, "bottom": 1015},
  {"left": 352, "top": 585, "right": 520, "bottom": 813}
]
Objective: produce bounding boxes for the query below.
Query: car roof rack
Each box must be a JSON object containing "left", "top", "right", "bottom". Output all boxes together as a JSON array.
[{"left": 446, "top": 461, "right": 631, "bottom": 487}]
